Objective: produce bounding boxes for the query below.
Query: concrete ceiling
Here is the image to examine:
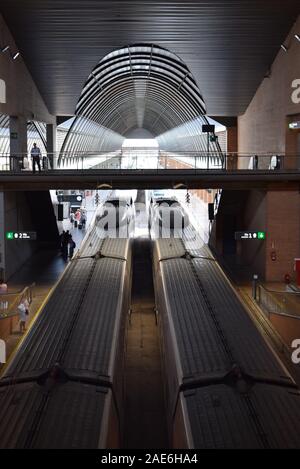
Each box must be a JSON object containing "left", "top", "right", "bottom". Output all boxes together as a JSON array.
[{"left": 1, "top": 0, "right": 299, "bottom": 117}]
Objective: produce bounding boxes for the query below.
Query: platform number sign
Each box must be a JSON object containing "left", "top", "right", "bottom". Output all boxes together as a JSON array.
[
  {"left": 235, "top": 231, "right": 266, "bottom": 240},
  {"left": 6, "top": 231, "right": 37, "bottom": 240}
]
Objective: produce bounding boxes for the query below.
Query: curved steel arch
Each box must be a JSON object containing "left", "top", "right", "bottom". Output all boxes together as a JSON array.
[{"left": 61, "top": 43, "right": 222, "bottom": 160}]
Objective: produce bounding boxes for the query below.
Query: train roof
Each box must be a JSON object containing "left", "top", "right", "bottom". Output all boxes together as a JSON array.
[
  {"left": 154, "top": 238, "right": 186, "bottom": 261},
  {"left": 159, "top": 257, "right": 292, "bottom": 385},
  {"left": 0, "top": 381, "right": 110, "bottom": 448},
  {"left": 182, "top": 383, "right": 300, "bottom": 449},
  {"left": 63, "top": 257, "right": 127, "bottom": 379},
  {"left": 3, "top": 257, "right": 95, "bottom": 378},
  {"left": 79, "top": 229, "right": 131, "bottom": 259},
  {"left": 191, "top": 257, "right": 292, "bottom": 383},
  {"left": 160, "top": 258, "right": 229, "bottom": 379},
  {"left": 2, "top": 256, "right": 128, "bottom": 381}
]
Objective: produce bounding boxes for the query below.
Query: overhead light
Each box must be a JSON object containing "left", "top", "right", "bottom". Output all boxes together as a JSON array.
[
  {"left": 295, "top": 34, "right": 300, "bottom": 42},
  {"left": 280, "top": 44, "right": 288, "bottom": 52},
  {"left": 12, "top": 52, "right": 20, "bottom": 60},
  {"left": 1, "top": 45, "right": 9, "bottom": 53}
]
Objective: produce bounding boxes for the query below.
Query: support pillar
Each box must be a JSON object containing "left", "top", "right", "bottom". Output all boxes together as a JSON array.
[
  {"left": 46, "top": 123, "right": 56, "bottom": 169},
  {"left": 9, "top": 116, "right": 27, "bottom": 170},
  {"left": 227, "top": 126, "right": 238, "bottom": 169}
]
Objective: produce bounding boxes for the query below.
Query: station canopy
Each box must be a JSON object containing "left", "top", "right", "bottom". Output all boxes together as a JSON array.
[{"left": 61, "top": 44, "right": 221, "bottom": 157}]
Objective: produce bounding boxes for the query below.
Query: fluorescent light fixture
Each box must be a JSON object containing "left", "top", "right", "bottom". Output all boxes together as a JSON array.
[
  {"left": 12, "top": 51, "right": 20, "bottom": 60},
  {"left": 1, "top": 45, "right": 9, "bottom": 53},
  {"left": 295, "top": 34, "right": 300, "bottom": 42},
  {"left": 280, "top": 44, "right": 288, "bottom": 52}
]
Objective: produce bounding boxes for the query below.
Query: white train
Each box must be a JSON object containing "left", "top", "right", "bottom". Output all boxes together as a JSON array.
[
  {"left": 0, "top": 220, "right": 132, "bottom": 448},
  {"left": 152, "top": 200, "right": 300, "bottom": 449}
]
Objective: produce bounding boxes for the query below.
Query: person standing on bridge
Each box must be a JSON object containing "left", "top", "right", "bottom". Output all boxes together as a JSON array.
[
  {"left": 253, "top": 155, "right": 258, "bottom": 170},
  {"left": 31, "top": 142, "right": 42, "bottom": 174}
]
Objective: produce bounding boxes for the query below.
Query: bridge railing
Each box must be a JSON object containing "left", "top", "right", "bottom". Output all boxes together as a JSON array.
[{"left": 0, "top": 151, "right": 297, "bottom": 172}]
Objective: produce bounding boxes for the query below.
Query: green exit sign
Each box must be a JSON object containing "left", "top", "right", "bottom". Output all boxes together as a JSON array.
[
  {"left": 257, "top": 231, "right": 266, "bottom": 240},
  {"left": 6, "top": 232, "right": 14, "bottom": 240}
]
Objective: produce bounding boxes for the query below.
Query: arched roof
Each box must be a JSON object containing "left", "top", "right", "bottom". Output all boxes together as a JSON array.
[{"left": 61, "top": 44, "right": 222, "bottom": 158}]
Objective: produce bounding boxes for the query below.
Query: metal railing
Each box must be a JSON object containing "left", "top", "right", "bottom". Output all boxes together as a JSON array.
[
  {"left": 0, "top": 283, "right": 35, "bottom": 320},
  {"left": 257, "top": 284, "right": 300, "bottom": 320},
  {"left": 0, "top": 150, "right": 298, "bottom": 173}
]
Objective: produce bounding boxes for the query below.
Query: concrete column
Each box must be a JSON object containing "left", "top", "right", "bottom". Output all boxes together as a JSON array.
[
  {"left": 0, "top": 192, "right": 5, "bottom": 280},
  {"left": 46, "top": 123, "right": 57, "bottom": 168},
  {"left": 227, "top": 126, "right": 238, "bottom": 169},
  {"left": 9, "top": 115, "right": 27, "bottom": 155}
]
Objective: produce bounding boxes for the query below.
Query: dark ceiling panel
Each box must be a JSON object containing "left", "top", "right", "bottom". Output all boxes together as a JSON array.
[{"left": 1, "top": 0, "right": 299, "bottom": 116}]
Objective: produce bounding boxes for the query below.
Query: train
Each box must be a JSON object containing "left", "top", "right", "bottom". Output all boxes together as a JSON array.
[
  {"left": 2, "top": 192, "right": 300, "bottom": 449},
  {"left": 0, "top": 209, "right": 132, "bottom": 448},
  {"left": 149, "top": 194, "right": 189, "bottom": 236},
  {"left": 151, "top": 198, "right": 300, "bottom": 449}
]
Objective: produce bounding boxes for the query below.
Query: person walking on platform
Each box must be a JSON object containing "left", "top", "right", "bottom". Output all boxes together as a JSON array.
[
  {"left": 0, "top": 278, "right": 7, "bottom": 294},
  {"left": 60, "top": 230, "right": 69, "bottom": 261},
  {"left": 74, "top": 209, "right": 81, "bottom": 228},
  {"left": 68, "top": 236, "right": 76, "bottom": 259},
  {"left": 0, "top": 278, "right": 8, "bottom": 311},
  {"left": 81, "top": 211, "right": 86, "bottom": 229},
  {"left": 31, "top": 142, "right": 42, "bottom": 174},
  {"left": 18, "top": 300, "right": 28, "bottom": 333}
]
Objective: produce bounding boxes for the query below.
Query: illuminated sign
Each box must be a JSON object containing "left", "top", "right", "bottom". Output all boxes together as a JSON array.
[
  {"left": 235, "top": 231, "right": 266, "bottom": 240},
  {"left": 289, "top": 121, "right": 300, "bottom": 129},
  {"left": 6, "top": 231, "right": 37, "bottom": 240}
]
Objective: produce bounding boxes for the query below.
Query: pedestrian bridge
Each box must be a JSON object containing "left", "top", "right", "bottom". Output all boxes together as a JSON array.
[{"left": 0, "top": 151, "right": 299, "bottom": 191}]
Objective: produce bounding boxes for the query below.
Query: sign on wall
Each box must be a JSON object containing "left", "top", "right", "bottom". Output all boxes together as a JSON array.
[
  {"left": 6, "top": 231, "right": 37, "bottom": 240},
  {"left": 235, "top": 231, "right": 266, "bottom": 240}
]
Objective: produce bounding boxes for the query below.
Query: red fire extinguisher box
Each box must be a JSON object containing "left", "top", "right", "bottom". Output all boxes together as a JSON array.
[{"left": 294, "top": 258, "right": 300, "bottom": 286}]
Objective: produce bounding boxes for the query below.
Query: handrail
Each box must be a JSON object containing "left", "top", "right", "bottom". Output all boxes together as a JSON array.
[
  {"left": 0, "top": 151, "right": 299, "bottom": 172},
  {"left": 257, "top": 283, "right": 300, "bottom": 320},
  {"left": 0, "top": 283, "right": 35, "bottom": 319}
]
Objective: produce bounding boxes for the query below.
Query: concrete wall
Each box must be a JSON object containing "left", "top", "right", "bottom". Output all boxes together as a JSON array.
[
  {"left": 236, "top": 17, "right": 300, "bottom": 283},
  {"left": 4, "top": 191, "right": 37, "bottom": 280},
  {"left": 238, "top": 15, "right": 300, "bottom": 163},
  {"left": 3, "top": 191, "right": 59, "bottom": 280},
  {"left": 0, "top": 14, "right": 54, "bottom": 124},
  {"left": 265, "top": 191, "right": 300, "bottom": 282}
]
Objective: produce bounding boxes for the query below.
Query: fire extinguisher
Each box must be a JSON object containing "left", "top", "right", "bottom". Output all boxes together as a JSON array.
[{"left": 271, "top": 250, "right": 276, "bottom": 261}]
